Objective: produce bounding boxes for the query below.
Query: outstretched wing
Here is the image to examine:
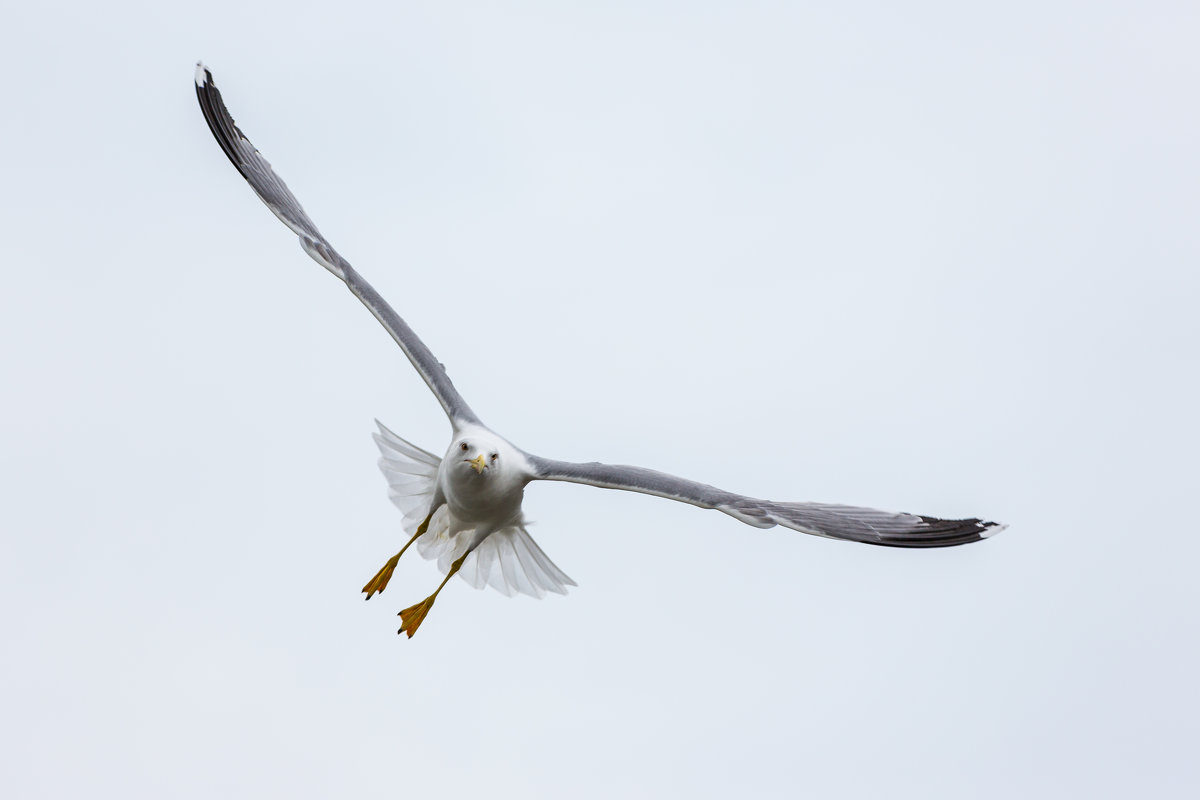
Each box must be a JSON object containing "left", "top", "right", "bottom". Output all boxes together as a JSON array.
[
  {"left": 194, "top": 62, "right": 481, "bottom": 426},
  {"left": 527, "top": 456, "right": 1004, "bottom": 547},
  {"left": 373, "top": 420, "right": 441, "bottom": 534}
]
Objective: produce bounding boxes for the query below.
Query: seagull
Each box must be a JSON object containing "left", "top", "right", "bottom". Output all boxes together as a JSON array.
[{"left": 194, "top": 63, "right": 1004, "bottom": 637}]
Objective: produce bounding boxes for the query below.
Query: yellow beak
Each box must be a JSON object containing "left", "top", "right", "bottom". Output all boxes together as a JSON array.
[{"left": 468, "top": 454, "right": 487, "bottom": 474}]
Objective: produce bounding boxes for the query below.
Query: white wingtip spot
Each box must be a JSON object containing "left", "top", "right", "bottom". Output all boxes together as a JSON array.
[
  {"left": 980, "top": 522, "right": 1007, "bottom": 538},
  {"left": 195, "top": 61, "right": 209, "bottom": 87}
]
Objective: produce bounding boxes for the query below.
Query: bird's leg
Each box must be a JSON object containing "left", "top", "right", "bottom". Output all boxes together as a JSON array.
[
  {"left": 397, "top": 553, "right": 468, "bottom": 638},
  {"left": 362, "top": 510, "right": 435, "bottom": 599}
]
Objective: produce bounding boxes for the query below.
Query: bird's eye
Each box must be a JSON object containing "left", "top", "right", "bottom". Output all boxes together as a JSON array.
[
  {"left": 460, "top": 442, "right": 469, "bottom": 452},
  {"left": 490, "top": 453, "right": 498, "bottom": 461}
]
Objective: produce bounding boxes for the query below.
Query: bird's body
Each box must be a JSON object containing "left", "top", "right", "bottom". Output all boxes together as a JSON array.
[
  {"left": 194, "top": 62, "right": 1004, "bottom": 637},
  {"left": 441, "top": 428, "right": 528, "bottom": 529}
]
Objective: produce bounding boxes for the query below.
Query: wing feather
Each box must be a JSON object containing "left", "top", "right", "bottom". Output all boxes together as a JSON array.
[
  {"left": 194, "top": 63, "right": 481, "bottom": 426},
  {"left": 374, "top": 421, "right": 440, "bottom": 533},
  {"left": 528, "top": 455, "right": 1003, "bottom": 548}
]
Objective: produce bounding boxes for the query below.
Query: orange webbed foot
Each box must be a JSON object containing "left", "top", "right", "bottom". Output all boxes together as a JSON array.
[{"left": 397, "top": 596, "right": 436, "bottom": 638}]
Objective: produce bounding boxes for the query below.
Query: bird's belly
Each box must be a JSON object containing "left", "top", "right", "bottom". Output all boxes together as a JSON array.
[{"left": 444, "top": 481, "right": 524, "bottom": 525}]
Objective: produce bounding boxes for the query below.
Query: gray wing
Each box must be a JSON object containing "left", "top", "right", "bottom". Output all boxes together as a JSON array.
[
  {"left": 528, "top": 456, "right": 1003, "bottom": 547},
  {"left": 194, "top": 63, "right": 481, "bottom": 427}
]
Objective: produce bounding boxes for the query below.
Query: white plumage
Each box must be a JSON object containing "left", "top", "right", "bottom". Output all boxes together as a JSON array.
[{"left": 374, "top": 422, "right": 574, "bottom": 598}]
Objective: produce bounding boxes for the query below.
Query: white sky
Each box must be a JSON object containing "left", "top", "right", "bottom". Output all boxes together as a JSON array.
[{"left": 2, "top": 2, "right": 1198, "bottom": 797}]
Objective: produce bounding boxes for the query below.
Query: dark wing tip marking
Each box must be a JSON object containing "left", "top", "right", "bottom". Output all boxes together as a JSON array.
[
  {"left": 882, "top": 515, "right": 1006, "bottom": 548},
  {"left": 749, "top": 501, "right": 1005, "bottom": 548},
  {"left": 194, "top": 62, "right": 255, "bottom": 177}
]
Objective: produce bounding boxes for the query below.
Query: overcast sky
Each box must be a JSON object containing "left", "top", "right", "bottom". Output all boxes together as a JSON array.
[{"left": 2, "top": 2, "right": 1198, "bottom": 797}]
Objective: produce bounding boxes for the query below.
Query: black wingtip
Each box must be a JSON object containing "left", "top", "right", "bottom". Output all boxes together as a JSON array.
[
  {"left": 889, "top": 515, "right": 1007, "bottom": 548},
  {"left": 194, "top": 62, "right": 253, "bottom": 176}
]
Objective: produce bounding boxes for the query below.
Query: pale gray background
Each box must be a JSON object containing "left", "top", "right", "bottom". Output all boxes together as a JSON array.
[{"left": 3, "top": 2, "right": 1198, "bottom": 797}]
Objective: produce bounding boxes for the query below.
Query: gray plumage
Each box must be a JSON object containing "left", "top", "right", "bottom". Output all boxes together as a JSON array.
[
  {"left": 195, "top": 63, "right": 481, "bottom": 427},
  {"left": 194, "top": 61, "right": 1002, "bottom": 601},
  {"left": 529, "top": 457, "right": 1000, "bottom": 547}
]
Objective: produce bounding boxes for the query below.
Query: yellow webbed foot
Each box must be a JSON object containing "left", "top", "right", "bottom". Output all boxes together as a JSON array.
[
  {"left": 397, "top": 596, "right": 437, "bottom": 638},
  {"left": 362, "top": 553, "right": 402, "bottom": 600},
  {"left": 362, "top": 511, "right": 435, "bottom": 600},
  {"left": 395, "top": 552, "right": 465, "bottom": 638}
]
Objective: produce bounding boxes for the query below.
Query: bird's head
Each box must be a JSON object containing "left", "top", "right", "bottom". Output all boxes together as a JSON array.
[{"left": 449, "top": 432, "right": 506, "bottom": 479}]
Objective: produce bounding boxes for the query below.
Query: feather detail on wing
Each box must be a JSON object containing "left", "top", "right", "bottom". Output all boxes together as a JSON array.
[
  {"left": 528, "top": 456, "right": 1004, "bottom": 548},
  {"left": 195, "top": 63, "right": 482, "bottom": 426},
  {"left": 373, "top": 420, "right": 441, "bottom": 534}
]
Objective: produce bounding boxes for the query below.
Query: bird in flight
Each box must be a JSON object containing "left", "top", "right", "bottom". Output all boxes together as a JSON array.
[{"left": 194, "top": 63, "right": 1004, "bottom": 638}]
